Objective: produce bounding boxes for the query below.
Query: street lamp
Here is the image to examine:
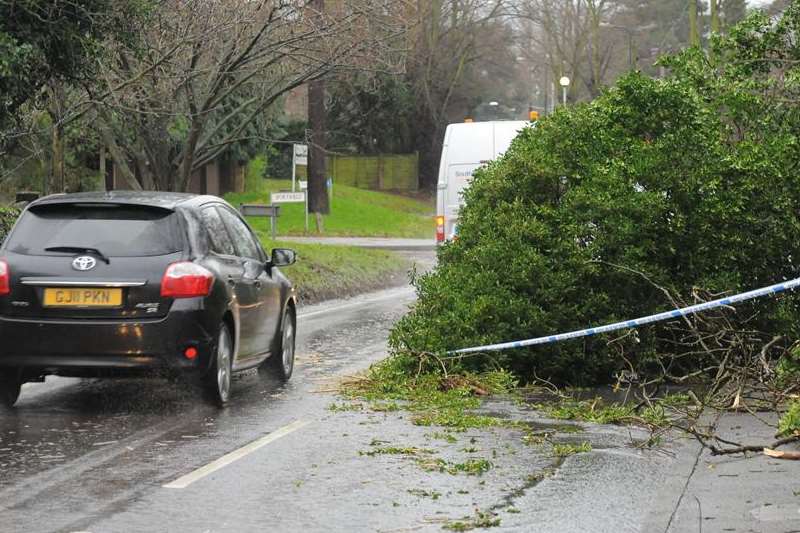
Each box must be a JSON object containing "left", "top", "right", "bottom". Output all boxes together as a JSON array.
[
  {"left": 600, "top": 22, "right": 658, "bottom": 71},
  {"left": 559, "top": 76, "right": 570, "bottom": 107}
]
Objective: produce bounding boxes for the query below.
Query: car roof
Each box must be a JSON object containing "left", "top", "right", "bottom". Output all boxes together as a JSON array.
[{"left": 28, "top": 191, "right": 224, "bottom": 210}]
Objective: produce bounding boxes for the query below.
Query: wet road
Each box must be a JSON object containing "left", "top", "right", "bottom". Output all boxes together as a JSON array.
[
  {"left": 2, "top": 250, "right": 798, "bottom": 532},
  {"left": 0, "top": 268, "right": 427, "bottom": 532}
]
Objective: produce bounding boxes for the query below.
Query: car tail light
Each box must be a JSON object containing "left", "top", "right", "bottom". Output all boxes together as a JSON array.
[
  {"left": 0, "top": 260, "right": 9, "bottom": 296},
  {"left": 436, "top": 216, "right": 445, "bottom": 243},
  {"left": 161, "top": 262, "right": 214, "bottom": 298}
]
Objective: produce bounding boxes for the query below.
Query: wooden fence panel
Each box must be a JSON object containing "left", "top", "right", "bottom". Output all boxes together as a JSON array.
[{"left": 327, "top": 153, "right": 418, "bottom": 191}]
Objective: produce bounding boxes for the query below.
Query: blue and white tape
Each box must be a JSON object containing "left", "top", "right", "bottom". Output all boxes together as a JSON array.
[{"left": 449, "top": 276, "right": 800, "bottom": 355}]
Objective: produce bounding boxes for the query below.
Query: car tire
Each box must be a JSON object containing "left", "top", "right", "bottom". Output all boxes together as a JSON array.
[
  {"left": 204, "top": 323, "right": 233, "bottom": 406},
  {"left": 0, "top": 369, "right": 23, "bottom": 408},
  {"left": 261, "top": 307, "right": 295, "bottom": 382}
]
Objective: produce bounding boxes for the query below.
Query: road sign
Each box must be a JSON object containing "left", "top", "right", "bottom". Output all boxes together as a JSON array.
[
  {"left": 292, "top": 144, "right": 308, "bottom": 193},
  {"left": 239, "top": 204, "right": 280, "bottom": 217},
  {"left": 299, "top": 180, "right": 307, "bottom": 190},
  {"left": 293, "top": 144, "right": 308, "bottom": 166},
  {"left": 271, "top": 192, "right": 306, "bottom": 204}
]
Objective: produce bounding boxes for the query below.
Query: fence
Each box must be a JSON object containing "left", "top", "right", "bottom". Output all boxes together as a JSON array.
[{"left": 327, "top": 153, "right": 418, "bottom": 192}]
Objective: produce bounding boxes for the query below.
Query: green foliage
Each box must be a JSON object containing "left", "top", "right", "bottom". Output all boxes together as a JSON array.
[
  {"left": 443, "top": 510, "right": 501, "bottom": 531},
  {"left": 417, "top": 457, "right": 492, "bottom": 476},
  {"left": 390, "top": 8, "right": 800, "bottom": 385},
  {"left": 342, "top": 356, "right": 519, "bottom": 432},
  {"left": 328, "top": 73, "right": 416, "bottom": 154},
  {"left": 778, "top": 401, "right": 800, "bottom": 437},
  {"left": 407, "top": 488, "right": 441, "bottom": 500},
  {"left": 0, "top": 207, "right": 20, "bottom": 242},
  {"left": 540, "top": 398, "right": 635, "bottom": 425},
  {"left": 0, "top": 1, "right": 146, "bottom": 131},
  {"left": 776, "top": 345, "right": 800, "bottom": 386},
  {"left": 551, "top": 442, "right": 592, "bottom": 458},
  {"left": 359, "top": 445, "right": 432, "bottom": 457}
]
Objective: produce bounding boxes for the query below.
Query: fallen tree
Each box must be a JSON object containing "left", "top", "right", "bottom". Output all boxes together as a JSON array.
[{"left": 387, "top": 7, "right": 800, "bottom": 451}]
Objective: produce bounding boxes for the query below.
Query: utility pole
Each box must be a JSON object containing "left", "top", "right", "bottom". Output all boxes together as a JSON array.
[
  {"left": 308, "top": 0, "right": 329, "bottom": 232},
  {"left": 688, "top": 0, "right": 700, "bottom": 47}
]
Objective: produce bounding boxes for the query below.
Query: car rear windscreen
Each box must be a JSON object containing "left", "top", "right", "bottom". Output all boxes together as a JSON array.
[{"left": 5, "top": 203, "right": 183, "bottom": 257}]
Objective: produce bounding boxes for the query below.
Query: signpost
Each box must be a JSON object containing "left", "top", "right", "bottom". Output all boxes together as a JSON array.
[
  {"left": 292, "top": 144, "right": 308, "bottom": 192},
  {"left": 270, "top": 191, "right": 308, "bottom": 234},
  {"left": 239, "top": 204, "right": 281, "bottom": 240}
]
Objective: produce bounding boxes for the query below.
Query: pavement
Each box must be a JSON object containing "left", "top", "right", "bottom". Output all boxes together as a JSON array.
[
  {"left": 0, "top": 248, "right": 798, "bottom": 532},
  {"left": 650, "top": 413, "right": 800, "bottom": 533}
]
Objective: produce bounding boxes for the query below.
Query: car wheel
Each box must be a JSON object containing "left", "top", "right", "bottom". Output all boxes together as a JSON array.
[
  {"left": 204, "top": 323, "right": 233, "bottom": 406},
  {"left": 262, "top": 308, "right": 295, "bottom": 382},
  {"left": 0, "top": 369, "right": 23, "bottom": 408}
]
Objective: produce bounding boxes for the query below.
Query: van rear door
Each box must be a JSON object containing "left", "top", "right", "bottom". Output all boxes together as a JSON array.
[
  {"left": 442, "top": 123, "right": 494, "bottom": 237},
  {"left": 493, "top": 121, "right": 527, "bottom": 158}
]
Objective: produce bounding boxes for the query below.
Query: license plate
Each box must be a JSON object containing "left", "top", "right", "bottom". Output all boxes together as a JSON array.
[{"left": 43, "top": 288, "right": 123, "bottom": 307}]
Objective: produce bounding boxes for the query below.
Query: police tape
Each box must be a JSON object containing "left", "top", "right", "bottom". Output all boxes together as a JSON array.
[{"left": 449, "top": 276, "right": 800, "bottom": 355}]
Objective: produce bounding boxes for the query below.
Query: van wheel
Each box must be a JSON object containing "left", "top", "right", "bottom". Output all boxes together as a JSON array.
[
  {"left": 0, "top": 369, "right": 23, "bottom": 408},
  {"left": 204, "top": 323, "right": 233, "bottom": 406},
  {"left": 261, "top": 308, "right": 295, "bottom": 382}
]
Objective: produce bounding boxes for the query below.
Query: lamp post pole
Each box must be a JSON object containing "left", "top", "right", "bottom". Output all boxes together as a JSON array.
[
  {"left": 600, "top": 23, "right": 659, "bottom": 71},
  {"left": 559, "top": 76, "right": 570, "bottom": 107}
]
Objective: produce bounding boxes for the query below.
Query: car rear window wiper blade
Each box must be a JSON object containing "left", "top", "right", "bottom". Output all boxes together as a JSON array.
[{"left": 44, "top": 246, "right": 111, "bottom": 264}]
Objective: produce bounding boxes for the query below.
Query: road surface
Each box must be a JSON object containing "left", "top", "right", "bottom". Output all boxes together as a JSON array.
[{"left": 1, "top": 250, "right": 798, "bottom": 532}]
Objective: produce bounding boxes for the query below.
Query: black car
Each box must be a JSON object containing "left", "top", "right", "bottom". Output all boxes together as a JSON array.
[{"left": 0, "top": 191, "right": 297, "bottom": 407}]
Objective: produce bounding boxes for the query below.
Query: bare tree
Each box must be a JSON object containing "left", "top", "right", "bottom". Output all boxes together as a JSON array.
[
  {"left": 406, "top": 0, "right": 513, "bottom": 189},
  {"left": 516, "top": 1, "right": 622, "bottom": 100},
  {"left": 90, "top": 0, "right": 402, "bottom": 192}
]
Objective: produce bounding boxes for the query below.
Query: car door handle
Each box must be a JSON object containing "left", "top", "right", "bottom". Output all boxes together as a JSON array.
[
  {"left": 227, "top": 276, "right": 236, "bottom": 287},
  {"left": 254, "top": 280, "right": 262, "bottom": 289}
]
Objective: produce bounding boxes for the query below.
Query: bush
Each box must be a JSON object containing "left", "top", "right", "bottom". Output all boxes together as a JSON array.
[
  {"left": 0, "top": 206, "right": 20, "bottom": 242},
  {"left": 390, "top": 67, "right": 800, "bottom": 384}
]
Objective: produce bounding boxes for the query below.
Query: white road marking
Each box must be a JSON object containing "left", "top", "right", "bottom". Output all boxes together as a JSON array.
[{"left": 162, "top": 420, "right": 310, "bottom": 489}]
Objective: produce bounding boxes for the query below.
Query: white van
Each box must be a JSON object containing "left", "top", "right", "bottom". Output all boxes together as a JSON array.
[{"left": 435, "top": 120, "right": 529, "bottom": 243}]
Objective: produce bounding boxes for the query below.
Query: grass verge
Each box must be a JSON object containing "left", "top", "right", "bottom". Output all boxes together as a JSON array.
[
  {"left": 258, "top": 234, "right": 409, "bottom": 304},
  {"left": 227, "top": 166, "right": 433, "bottom": 238}
]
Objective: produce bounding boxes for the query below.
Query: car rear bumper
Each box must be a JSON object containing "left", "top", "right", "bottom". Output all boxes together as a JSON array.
[{"left": 0, "top": 309, "right": 217, "bottom": 376}]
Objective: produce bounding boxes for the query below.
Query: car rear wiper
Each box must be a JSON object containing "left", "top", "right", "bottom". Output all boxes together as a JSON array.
[{"left": 44, "top": 246, "right": 111, "bottom": 264}]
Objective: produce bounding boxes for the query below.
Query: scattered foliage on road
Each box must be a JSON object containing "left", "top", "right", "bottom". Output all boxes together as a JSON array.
[
  {"left": 416, "top": 457, "right": 493, "bottom": 476},
  {"left": 551, "top": 442, "right": 592, "bottom": 458},
  {"left": 360, "top": 445, "right": 434, "bottom": 457},
  {"left": 442, "top": 509, "right": 501, "bottom": 531},
  {"left": 407, "top": 488, "right": 441, "bottom": 500},
  {"left": 342, "top": 357, "right": 518, "bottom": 433}
]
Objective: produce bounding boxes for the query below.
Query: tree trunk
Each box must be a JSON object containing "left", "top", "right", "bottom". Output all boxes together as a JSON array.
[
  {"left": 308, "top": 76, "right": 329, "bottom": 218},
  {"left": 710, "top": 0, "right": 720, "bottom": 34},
  {"left": 51, "top": 123, "right": 65, "bottom": 193},
  {"left": 307, "top": 0, "right": 329, "bottom": 220},
  {"left": 689, "top": 0, "right": 700, "bottom": 47}
]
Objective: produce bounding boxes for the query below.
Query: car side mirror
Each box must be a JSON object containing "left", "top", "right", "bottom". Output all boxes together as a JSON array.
[{"left": 270, "top": 248, "right": 296, "bottom": 267}]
